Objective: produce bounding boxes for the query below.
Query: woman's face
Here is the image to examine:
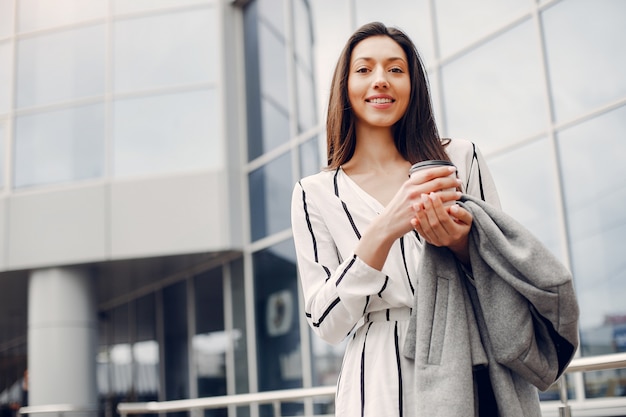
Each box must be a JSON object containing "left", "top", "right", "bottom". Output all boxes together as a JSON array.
[{"left": 347, "top": 35, "right": 411, "bottom": 131}]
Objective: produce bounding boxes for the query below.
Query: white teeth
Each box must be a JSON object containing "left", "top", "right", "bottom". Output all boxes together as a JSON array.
[{"left": 369, "top": 98, "right": 392, "bottom": 104}]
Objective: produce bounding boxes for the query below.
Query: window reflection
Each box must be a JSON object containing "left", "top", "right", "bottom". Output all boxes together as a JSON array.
[
  {"left": 0, "top": 1, "right": 13, "bottom": 37},
  {"left": 258, "top": 22, "right": 289, "bottom": 111},
  {"left": 14, "top": 103, "right": 105, "bottom": 188},
  {"left": 114, "top": 8, "right": 218, "bottom": 93},
  {"left": 0, "top": 42, "right": 10, "bottom": 115},
  {"left": 441, "top": 19, "right": 546, "bottom": 153},
  {"left": 194, "top": 268, "right": 227, "bottom": 416},
  {"left": 557, "top": 106, "right": 626, "bottom": 340},
  {"left": 542, "top": 0, "right": 626, "bottom": 122},
  {"left": 113, "top": 89, "right": 220, "bottom": 178},
  {"left": 293, "top": 0, "right": 312, "bottom": 69},
  {"left": 487, "top": 137, "right": 565, "bottom": 261},
  {"left": 434, "top": 0, "right": 529, "bottom": 57},
  {"left": 253, "top": 239, "right": 303, "bottom": 414},
  {"left": 0, "top": 123, "right": 4, "bottom": 188},
  {"left": 296, "top": 63, "right": 317, "bottom": 133},
  {"left": 16, "top": 24, "right": 105, "bottom": 108},
  {"left": 298, "top": 136, "right": 321, "bottom": 179},
  {"left": 354, "top": 0, "right": 435, "bottom": 66},
  {"left": 260, "top": 98, "right": 290, "bottom": 157},
  {"left": 248, "top": 152, "right": 293, "bottom": 241},
  {"left": 257, "top": 0, "right": 285, "bottom": 36},
  {"left": 113, "top": 0, "right": 212, "bottom": 15},
  {"left": 18, "top": 0, "right": 106, "bottom": 32}
]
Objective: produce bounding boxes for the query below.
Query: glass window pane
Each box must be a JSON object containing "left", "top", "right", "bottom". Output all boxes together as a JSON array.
[
  {"left": 114, "top": 0, "right": 212, "bottom": 15},
  {"left": 0, "top": 41, "right": 11, "bottom": 115},
  {"left": 194, "top": 268, "right": 228, "bottom": 406},
  {"left": 253, "top": 239, "right": 303, "bottom": 400},
  {"left": 257, "top": 0, "right": 285, "bottom": 36},
  {"left": 542, "top": 0, "right": 626, "bottom": 122},
  {"left": 355, "top": 0, "right": 435, "bottom": 66},
  {"left": 248, "top": 97, "right": 290, "bottom": 161},
  {"left": 18, "top": 0, "right": 106, "bottom": 32},
  {"left": 114, "top": 9, "right": 218, "bottom": 92},
  {"left": 435, "top": 0, "right": 530, "bottom": 57},
  {"left": 557, "top": 106, "right": 626, "bottom": 360},
  {"left": 16, "top": 24, "right": 105, "bottom": 108},
  {"left": 296, "top": 63, "right": 317, "bottom": 133},
  {"left": 298, "top": 136, "right": 321, "bottom": 179},
  {"left": 163, "top": 281, "right": 189, "bottom": 401},
  {"left": 113, "top": 89, "right": 221, "bottom": 177},
  {"left": 0, "top": 122, "right": 4, "bottom": 188},
  {"left": 249, "top": 152, "right": 293, "bottom": 241},
  {"left": 14, "top": 103, "right": 105, "bottom": 188},
  {"left": 134, "top": 294, "right": 159, "bottom": 401},
  {"left": 293, "top": 0, "right": 312, "bottom": 70},
  {"left": 259, "top": 22, "right": 289, "bottom": 110},
  {"left": 0, "top": 0, "right": 13, "bottom": 38},
  {"left": 487, "top": 137, "right": 565, "bottom": 261},
  {"left": 441, "top": 20, "right": 547, "bottom": 153}
]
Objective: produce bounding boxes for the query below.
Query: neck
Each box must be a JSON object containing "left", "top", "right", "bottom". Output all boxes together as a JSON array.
[{"left": 344, "top": 126, "right": 405, "bottom": 173}]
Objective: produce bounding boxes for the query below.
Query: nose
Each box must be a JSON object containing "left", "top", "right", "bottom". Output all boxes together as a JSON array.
[{"left": 373, "top": 67, "right": 389, "bottom": 88}]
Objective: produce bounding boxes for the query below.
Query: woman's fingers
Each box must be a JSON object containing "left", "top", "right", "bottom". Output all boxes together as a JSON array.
[{"left": 412, "top": 193, "right": 472, "bottom": 247}]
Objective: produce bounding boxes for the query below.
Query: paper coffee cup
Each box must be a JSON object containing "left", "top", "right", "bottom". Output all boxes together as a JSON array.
[{"left": 409, "top": 160, "right": 458, "bottom": 205}]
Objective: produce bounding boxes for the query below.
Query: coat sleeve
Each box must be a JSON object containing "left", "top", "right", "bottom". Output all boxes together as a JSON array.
[{"left": 291, "top": 180, "right": 388, "bottom": 345}]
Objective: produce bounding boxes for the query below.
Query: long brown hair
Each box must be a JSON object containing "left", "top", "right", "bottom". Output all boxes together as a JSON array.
[{"left": 326, "top": 22, "right": 449, "bottom": 169}]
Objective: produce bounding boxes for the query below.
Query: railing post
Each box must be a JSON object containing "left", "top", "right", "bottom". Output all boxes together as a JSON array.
[
  {"left": 271, "top": 400, "right": 281, "bottom": 417},
  {"left": 558, "top": 375, "right": 572, "bottom": 417}
]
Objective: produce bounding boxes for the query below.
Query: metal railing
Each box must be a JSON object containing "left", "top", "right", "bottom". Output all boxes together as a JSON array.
[
  {"left": 556, "top": 352, "right": 626, "bottom": 417},
  {"left": 18, "top": 352, "right": 626, "bottom": 417}
]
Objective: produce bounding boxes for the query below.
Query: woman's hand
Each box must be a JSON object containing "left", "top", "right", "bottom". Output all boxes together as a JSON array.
[
  {"left": 411, "top": 192, "right": 473, "bottom": 264},
  {"left": 355, "top": 166, "right": 463, "bottom": 270}
]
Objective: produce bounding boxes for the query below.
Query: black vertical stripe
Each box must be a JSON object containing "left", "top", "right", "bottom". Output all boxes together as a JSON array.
[
  {"left": 300, "top": 182, "right": 332, "bottom": 281},
  {"left": 394, "top": 322, "right": 403, "bottom": 417},
  {"left": 361, "top": 322, "right": 373, "bottom": 417},
  {"left": 470, "top": 142, "right": 486, "bottom": 201},
  {"left": 377, "top": 276, "right": 389, "bottom": 297},
  {"left": 334, "top": 168, "right": 362, "bottom": 239},
  {"left": 400, "top": 237, "right": 415, "bottom": 295}
]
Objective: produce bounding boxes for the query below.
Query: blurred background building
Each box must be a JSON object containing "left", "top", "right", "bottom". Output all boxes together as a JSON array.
[{"left": 0, "top": 0, "right": 624, "bottom": 416}]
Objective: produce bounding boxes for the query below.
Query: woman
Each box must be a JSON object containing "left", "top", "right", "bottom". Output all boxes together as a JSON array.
[{"left": 291, "top": 22, "right": 500, "bottom": 415}]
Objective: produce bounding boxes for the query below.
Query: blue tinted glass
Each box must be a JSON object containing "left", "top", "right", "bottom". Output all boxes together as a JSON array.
[
  {"left": 259, "top": 22, "right": 289, "bottom": 110},
  {"left": 249, "top": 152, "right": 293, "bottom": 241},
  {"left": 299, "top": 136, "right": 321, "bottom": 179},
  {"left": 16, "top": 24, "right": 105, "bottom": 108},
  {"left": 434, "top": 0, "right": 529, "bottom": 57},
  {"left": 18, "top": 0, "right": 106, "bottom": 32},
  {"left": 355, "top": 0, "right": 435, "bottom": 66},
  {"left": 113, "top": 89, "right": 220, "bottom": 177},
  {"left": 261, "top": 98, "right": 290, "bottom": 156},
  {"left": 293, "top": 0, "right": 312, "bottom": 69},
  {"left": 557, "top": 106, "right": 626, "bottom": 357},
  {"left": 296, "top": 64, "right": 317, "bottom": 133},
  {"left": 253, "top": 239, "right": 303, "bottom": 404},
  {"left": 487, "top": 137, "right": 565, "bottom": 261},
  {"left": 114, "top": 8, "right": 218, "bottom": 92},
  {"left": 257, "top": 0, "right": 285, "bottom": 36},
  {"left": 0, "top": 42, "right": 10, "bottom": 115},
  {"left": 0, "top": 122, "right": 4, "bottom": 188},
  {"left": 0, "top": 1, "right": 13, "bottom": 37},
  {"left": 441, "top": 19, "right": 547, "bottom": 153},
  {"left": 542, "top": 0, "right": 626, "bottom": 122},
  {"left": 14, "top": 103, "right": 105, "bottom": 188}
]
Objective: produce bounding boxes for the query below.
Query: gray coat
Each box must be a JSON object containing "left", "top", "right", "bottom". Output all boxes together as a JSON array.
[{"left": 403, "top": 195, "right": 579, "bottom": 417}]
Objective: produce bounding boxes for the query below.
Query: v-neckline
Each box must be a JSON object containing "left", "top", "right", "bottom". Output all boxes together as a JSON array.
[{"left": 339, "top": 166, "right": 385, "bottom": 213}]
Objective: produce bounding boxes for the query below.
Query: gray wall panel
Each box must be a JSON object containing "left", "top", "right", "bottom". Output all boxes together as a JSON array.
[
  {"left": 8, "top": 185, "right": 107, "bottom": 269},
  {"left": 110, "top": 172, "right": 230, "bottom": 259}
]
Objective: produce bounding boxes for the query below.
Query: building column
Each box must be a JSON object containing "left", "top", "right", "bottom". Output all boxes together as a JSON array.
[{"left": 28, "top": 267, "right": 97, "bottom": 415}]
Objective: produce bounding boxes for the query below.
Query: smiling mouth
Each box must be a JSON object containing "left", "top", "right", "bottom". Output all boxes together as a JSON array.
[{"left": 366, "top": 98, "right": 394, "bottom": 104}]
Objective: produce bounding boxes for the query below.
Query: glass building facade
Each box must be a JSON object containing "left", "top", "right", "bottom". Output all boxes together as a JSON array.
[{"left": 0, "top": 0, "right": 624, "bottom": 416}]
